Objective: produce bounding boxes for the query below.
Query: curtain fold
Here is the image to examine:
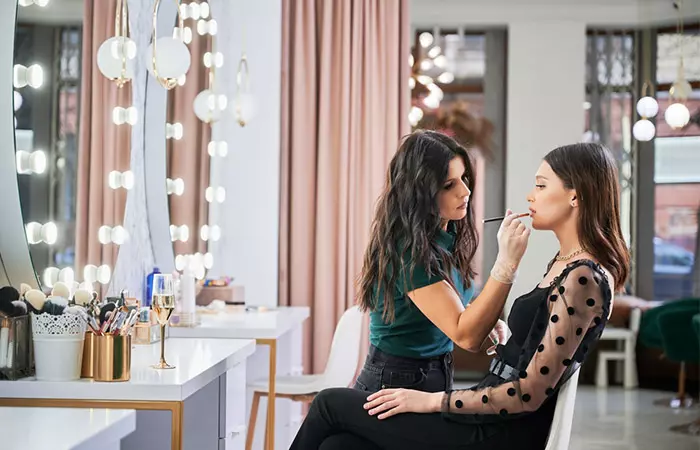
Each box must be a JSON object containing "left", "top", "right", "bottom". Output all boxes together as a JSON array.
[
  {"left": 75, "top": 0, "right": 131, "bottom": 279},
  {"left": 166, "top": 31, "right": 211, "bottom": 257},
  {"left": 279, "top": 0, "right": 410, "bottom": 374}
]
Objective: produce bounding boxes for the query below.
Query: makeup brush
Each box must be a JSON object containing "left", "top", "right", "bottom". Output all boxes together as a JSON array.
[
  {"left": 42, "top": 296, "right": 69, "bottom": 315},
  {"left": 99, "top": 302, "right": 117, "bottom": 325},
  {"left": 24, "top": 289, "right": 46, "bottom": 313},
  {"left": 73, "top": 289, "right": 92, "bottom": 307},
  {"left": 482, "top": 212, "right": 530, "bottom": 223},
  {"left": 11, "top": 300, "right": 27, "bottom": 317},
  {"left": 51, "top": 282, "right": 71, "bottom": 299}
]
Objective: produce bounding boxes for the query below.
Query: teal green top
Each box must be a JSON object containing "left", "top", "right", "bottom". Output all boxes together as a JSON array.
[{"left": 369, "top": 223, "right": 475, "bottom": 358}]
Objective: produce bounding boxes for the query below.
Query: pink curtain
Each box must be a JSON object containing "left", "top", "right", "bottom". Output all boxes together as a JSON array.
[
  {"left": 75, "top": 0, "right": 131, "bottom": 277},
  {"left": 167, "top": 32, "right": 211, "bottom": 256},
  {"left": 279, "top": 0, "right": 410, "bottom": 374}
]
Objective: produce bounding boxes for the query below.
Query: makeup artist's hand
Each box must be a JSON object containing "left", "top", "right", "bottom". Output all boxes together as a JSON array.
[
  {"left": 364, "top": 389, "right": 443, "bottom": 419},
  {"left": 486, "top": 319, "right": 509, "bottom": 355},
  {"left": 496, "top": 209, "right": 530, "bottom": 266}
]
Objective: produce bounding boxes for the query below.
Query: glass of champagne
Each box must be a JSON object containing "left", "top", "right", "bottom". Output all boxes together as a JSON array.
[{"left": 151, "top": 273, "right": 176, "bottom": 369}]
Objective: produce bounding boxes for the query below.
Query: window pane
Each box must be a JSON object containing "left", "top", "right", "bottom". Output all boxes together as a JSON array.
[
  {"left": 653, "top": 136, "right": 699, "bottom": 301},
  {"left": 657, "top": 33, "right": 700, "bottom": 84}
]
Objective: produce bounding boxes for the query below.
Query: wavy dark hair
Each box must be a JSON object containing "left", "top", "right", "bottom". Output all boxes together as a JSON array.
[
  {"left": 357, "top": 130, "right": 478, "bottom": 322},
  {"left": 544, "top": 143, "right": 630, "bottom": 290}
]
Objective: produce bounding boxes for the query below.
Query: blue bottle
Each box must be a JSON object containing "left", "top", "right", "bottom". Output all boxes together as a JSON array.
[{"left": 144, "top": 267, "right": 161, "bottom": 307}]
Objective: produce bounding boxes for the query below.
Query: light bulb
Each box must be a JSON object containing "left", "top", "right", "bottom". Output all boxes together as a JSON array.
[
  {"left": 26, "top": 222, "right": 42, "bottom": 244},
  {"left": 409, "top": 77, "right": 416, "bottom": 90},
  {"left": 206, "top": 141, "right": 229, "bottom": 157},
  {"left": 416, "top": 75, "right": 433, "bottom": 86},
  {"left": 203, "top": 252, "right": 214, "bottom": 269},
  {"left": 437, "top": 72, "right": 454, "bottom": 84},
  {"left": 419, "top": 32, "right": 434, "bottom": 48},
  {"left": 79, "top": 281, "right": 94, "bottom": 292},
  {"left": 175, "top": 255, "right": 187, "bottom": 271},
  {"left": 13, "top": 91, "right": 22, "bottom": 111},
  {"left": 166, "top": 122, "right": 184, "bottom": 140},
  {"left": 420, "top": 59, "right": 434, "bottom": 71},
  {"left": 177, "top": 74, "right": 187, "bottom": 86},
  {"left": 208, "top": 20, "right": 218, "bottom": 35},
  {"left": 58, "top": 267, "right": 74, "bottom": 285},
  {"left": 108, "top": 171, "right": 122, "bottom": 189},
  {"left": 111, "top": 226, "right": 127, "bottom": 245},
  {"left": 14, "top": 64, "right": 44, "bottom": 89},
  {"left": 126, "top": 107, "right": 138, "bottom": 125},
  {"left": 426, "top": 83, "right": 443, "bottom": 101},
  {"left": 145, "top": 37, "right": 191, "bottom": 80},
  {"left": 636, "top": 96, "right": 658, "bottom": 118},
  {"left": 179, "top": 3, "right": 190, "bottom": 19},
  {"left": 97, "top": 265, "right": 111, "bottom": 284},
  {"left": 197, "top": 19, "right": 208, "bottom": 35},
  {"left": 408, "top": 106, "right": 424, "bottom": 127},
  {"left": 122, "top": 171, "right": 134, "bottom": 190},
  {"left": 180, "top": 225, "right": 189, "bottom": 243},
  {"left": 199, "top": 2, "right": 210, "bottom": 18},
  {"left": 210, "top": 225, "right": 221, "bottom": 241},
  {"left": 35, "top": 0, "right": 50, "bottom": 6},
  {"left": 41, "top": 222, "right": 58, "bottom": 245},
  {"left": 194, "top": 89, "right": 225, "bottom": 122},
  {"left": 97, "top": 37, "right": 136, "bottom": 81},
  {"left": 433, "top": 55, "right": 447, "bottom": 69},
  {"left": 664, "top": 103, "right": 690, "bottom": 129},
  {"left": 423, "top": 94, "right": 440, "bottom": 109},
  {"left": 216, "top": 187, "right": 226, "bottom": 203},
  {"left": 43, "top": 267, "right": 59, "bottom": 288},
  {"left": 83, "top": 264, "right": 98, "bottom": 284},
  {"left": 189, "top": 2, "right": 201, "bottom": 20},
  {"left": 98, "top": 226, "right": 112, "bottom": 245},
  {"left": 428, "top": 46, "right": 442, "bottom": 58},
  {"left": 205, "top": 187, "right": 214, "bottom": 203},
  {"left": 200, "top": 225, "right": 210, "bottom": 241},
  {"left": 174, "top": 178, "right": 185, "bottom": 196},
  {"left": 29, "top": 150, "right": 46, "bottom": 174}
]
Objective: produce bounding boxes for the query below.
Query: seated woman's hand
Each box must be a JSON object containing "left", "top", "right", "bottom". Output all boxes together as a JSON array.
[{"left": 363, "top": 388, "right": 443, "bottom": 419}]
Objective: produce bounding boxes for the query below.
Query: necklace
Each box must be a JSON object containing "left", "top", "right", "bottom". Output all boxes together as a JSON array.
[{"left": 555, "top": 248, "right": 585, "bottom": 261}]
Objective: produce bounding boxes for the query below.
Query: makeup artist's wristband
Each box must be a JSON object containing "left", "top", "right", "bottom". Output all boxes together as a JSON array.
[{"left": 490, "top": 258, "right": 518, "bottom": 284}]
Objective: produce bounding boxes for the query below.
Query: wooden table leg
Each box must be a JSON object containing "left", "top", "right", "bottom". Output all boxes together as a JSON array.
[{"left": 257, "top": 339, "right": 277, "bottom": 450}]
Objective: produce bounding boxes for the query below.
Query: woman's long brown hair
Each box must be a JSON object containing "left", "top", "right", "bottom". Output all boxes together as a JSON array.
[
  {"left": 544, "top": 143, "right": 630, "bottom": 289},
  {"left": 357, "top": 130, "right": 478, "bottom": 322}
]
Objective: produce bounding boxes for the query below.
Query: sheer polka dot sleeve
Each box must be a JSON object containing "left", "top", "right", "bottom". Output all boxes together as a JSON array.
[{"left": 441, "top": 262, "right": 610, "bottom": 418}]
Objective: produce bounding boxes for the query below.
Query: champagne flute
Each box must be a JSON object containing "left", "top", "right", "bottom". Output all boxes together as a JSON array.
[{"left": 151, "top": 273, "right": 176, "bottom": 369}]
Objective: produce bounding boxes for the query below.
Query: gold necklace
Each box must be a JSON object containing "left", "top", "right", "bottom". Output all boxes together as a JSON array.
[{"left": 555, "top": 248, "right": 585, "bottom": 261}]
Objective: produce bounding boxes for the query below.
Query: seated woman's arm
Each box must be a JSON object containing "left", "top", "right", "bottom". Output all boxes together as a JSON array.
[{"left": 441, "top": 263, "right": 610, "bottom": 417}]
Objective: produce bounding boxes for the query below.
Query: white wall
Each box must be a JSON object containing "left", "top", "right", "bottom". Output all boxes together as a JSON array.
[
  {"left": 505, "top": 22, "right": 586, "bottom": 307},
  {"left": 210, "top": 0, "right": 282, "bottom": 307}
]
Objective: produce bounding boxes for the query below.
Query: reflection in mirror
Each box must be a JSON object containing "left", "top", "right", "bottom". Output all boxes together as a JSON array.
[
  {"left": 165, "top": 1, "right": 221, "bottom": 282},
  {"left": 14, "top": 0, "right": 132, "bottom": 294}
]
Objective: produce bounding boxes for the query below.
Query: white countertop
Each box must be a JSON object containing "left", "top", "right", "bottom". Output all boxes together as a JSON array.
[
  {"left": 0, "top": 338, "right": 255, "bottom": 402},
  {"left": 1, "top": 407, "right": 136, "bottom": 450},
  {"left": 170, "top": 306, "right": 310, "bottom": 340}
]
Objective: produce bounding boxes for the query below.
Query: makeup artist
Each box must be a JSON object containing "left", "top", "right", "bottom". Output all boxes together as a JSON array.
[{"left": 354, "top": 130, "right": 530, "bottom": 395}]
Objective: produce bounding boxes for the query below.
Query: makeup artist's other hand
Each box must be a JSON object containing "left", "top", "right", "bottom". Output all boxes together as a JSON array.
[
  {"left": 364, "top": 389, "right": 442, "bottom": 419},
  {"left": 496, "top": 209, "right": 530, "bottom": 266},
  {"left": 486, "top": 319, "right": 509, "bottom": 355}
]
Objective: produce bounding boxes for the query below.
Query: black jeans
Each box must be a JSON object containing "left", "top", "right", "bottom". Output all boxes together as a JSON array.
[
  {"left": 353, "top": 345, "right": 454, "bottom": 394},
  {"left": 289, "top": 388, "right": 553, "bottom": 450}
]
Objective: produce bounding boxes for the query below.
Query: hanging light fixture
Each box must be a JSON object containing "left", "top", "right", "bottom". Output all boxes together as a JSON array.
[
  {"left": 664, "top": 1, "right": 691, "bottom": 130},
  {"left": 633, "top": 81, "right": 658, "bottom": 142},
  {"left": 96, "top": 0, "right": 136, "bottom": 87},
  {"left": 409, "top": 28, "right": 454, "bottom": 126},
  {"left": 146, "top": 0, "right": 191, "bottom": 90}
]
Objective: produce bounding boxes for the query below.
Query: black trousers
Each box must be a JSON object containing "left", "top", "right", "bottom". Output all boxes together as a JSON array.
[
  {"left": 353, "top": 345, "right": 454, "bottom": 393},
  {"left": 289, "top": 388, "right": 553, "bottom": 450}
]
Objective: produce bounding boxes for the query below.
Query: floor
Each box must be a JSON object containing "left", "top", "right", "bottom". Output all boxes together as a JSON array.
[
  {"left": 570, "top": 386, "right": 699, "bottom": 450},
  {"left": 453, "top": 382, "right": 700, "bottom": 449}
]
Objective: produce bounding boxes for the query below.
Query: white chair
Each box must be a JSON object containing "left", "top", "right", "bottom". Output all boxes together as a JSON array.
[
  {"left": 596, "top": 308, "right": 641, "bottom": 388},
  {"left": 544, "top": 369, "right": 581, "bottom": 450},
  {"left": 245, "top": 305, "right": 364, "bottom": 450}
]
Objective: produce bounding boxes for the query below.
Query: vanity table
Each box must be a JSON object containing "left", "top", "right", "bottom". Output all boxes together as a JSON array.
[
  {"left": 0, "top": 338, "right": 255, "bottom": 450},
  {"left": 170, "top": 306, "right": 310, "bottom": 450},
  {"left": 2, "top": 407, "right": 136, "bottom": 450}
]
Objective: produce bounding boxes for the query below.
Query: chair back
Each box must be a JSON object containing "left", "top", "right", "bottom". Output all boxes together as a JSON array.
[
  {"left": 544, "top": 369, "right": 580, "bottom": 450},
  {"left": 321, "top": 306, "right": 364, "bottom": 387}
]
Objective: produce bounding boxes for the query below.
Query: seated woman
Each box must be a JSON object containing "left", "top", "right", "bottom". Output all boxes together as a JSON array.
[{"left": 291, "top": 142, "right": 630, "bottom": 450}]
